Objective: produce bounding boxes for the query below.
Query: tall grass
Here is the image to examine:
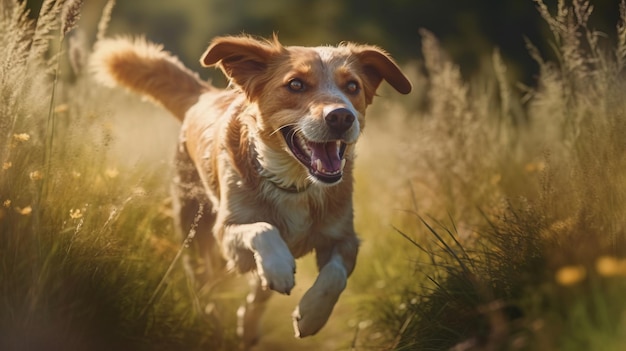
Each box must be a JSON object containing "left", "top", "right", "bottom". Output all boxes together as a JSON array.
[
  {"left": 353, "top": 0, "right": 626, "bottom": 350},
  {"left": 0, "top": 1, "right": 237, "bottom": 350},
  {"left": 3, "top": 0, "right": 626, "bottom": 350}
]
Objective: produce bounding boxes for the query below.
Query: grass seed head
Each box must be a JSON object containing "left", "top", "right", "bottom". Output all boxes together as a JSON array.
[{"left": 61, "top": 0, "right": 83, "bottom": 37}]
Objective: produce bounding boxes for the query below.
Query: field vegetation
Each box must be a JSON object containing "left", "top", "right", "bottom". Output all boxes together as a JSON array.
[{"left": 1, "top": 0, "right": 625, "bottom": 350}]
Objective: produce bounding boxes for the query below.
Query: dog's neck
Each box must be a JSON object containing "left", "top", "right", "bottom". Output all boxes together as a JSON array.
[
  {"left": 256, "top": 162, "right": 312, "bottom": 193},
  {"left": 248, "top": 132, "right": 313, "bottom": 193}
]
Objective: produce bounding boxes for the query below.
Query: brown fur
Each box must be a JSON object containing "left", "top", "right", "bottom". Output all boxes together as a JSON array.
[{"left": 91, "top": 34, "right": 411, "bottom": 348}]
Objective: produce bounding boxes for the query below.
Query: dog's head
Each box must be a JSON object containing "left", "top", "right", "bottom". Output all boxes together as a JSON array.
[{"left": 201, "top": 35, "right": 411, "bottom": 187}]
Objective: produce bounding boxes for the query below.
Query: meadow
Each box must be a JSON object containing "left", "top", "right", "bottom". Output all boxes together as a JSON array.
[{"left": 1, "top": 0, "right": 625, "bottom": 350}]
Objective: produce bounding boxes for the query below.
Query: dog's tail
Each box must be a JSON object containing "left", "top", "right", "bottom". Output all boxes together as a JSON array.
[{"left": 91, "top": 37, "right": 210, "bottom": 121}]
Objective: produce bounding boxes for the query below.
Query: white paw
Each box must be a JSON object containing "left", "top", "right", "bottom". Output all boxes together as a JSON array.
[
  {"left": 292, "top": 258, "right": 347, "bottom": 337},
  {"left": 254, "top": 251, "right": 295, "bottom": 295},
  {"left": 292, "top": 286, "right": 339, "bottom": 337},
  {"left": 292, "top": 298, "right": 333, "bottom": 337}
]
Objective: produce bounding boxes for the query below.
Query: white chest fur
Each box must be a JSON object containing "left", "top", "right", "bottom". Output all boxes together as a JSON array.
[
  {"left": 262, "top": 183, "right": 327, "bottom": 244},
  {"left": 280, "top": 199, "right": 313, "bottom": 240}
]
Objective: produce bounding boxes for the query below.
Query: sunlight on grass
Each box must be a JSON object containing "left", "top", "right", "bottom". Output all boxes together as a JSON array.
[
  {"left": 2, "top": 0, "right": 626, "bottom": 350},
  {"left": 348, "top": 1, "right": 626, "bottom": 350},
  {"left": 1, "top": 1, "right": 236, "bottom": 350}
]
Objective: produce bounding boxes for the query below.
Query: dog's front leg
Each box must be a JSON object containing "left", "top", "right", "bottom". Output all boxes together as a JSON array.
[
  {"left": 223, "top": 222, "right": 296, "bottom": 294},
  {"left": 292, "top": 237, "right": 359, "bottom": 337}
]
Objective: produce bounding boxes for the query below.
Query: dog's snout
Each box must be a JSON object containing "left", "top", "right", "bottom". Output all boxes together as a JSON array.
[{"left": 324, "top": 108, "right": 355, "bottom": 134}]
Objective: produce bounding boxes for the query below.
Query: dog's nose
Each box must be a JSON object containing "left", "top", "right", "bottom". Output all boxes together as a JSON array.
[{"left": 324, "top": 108, "right": 355, "bottom": 134}]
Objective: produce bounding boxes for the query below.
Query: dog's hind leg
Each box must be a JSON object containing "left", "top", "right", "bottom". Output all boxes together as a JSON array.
[
  {"left": 237, "top": 273, "right": 273, "bottom": 349},
  {"left": 172, "top": 148, "right": 221, "bottom": 287},
  {"left": 174, "top": 191, "right": 218, "bottom": 284}
]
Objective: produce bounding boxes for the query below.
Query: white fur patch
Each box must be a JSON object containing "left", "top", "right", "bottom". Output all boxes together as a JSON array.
[{"left": 248, "top": 223, "right": 296, "bottom": 294}]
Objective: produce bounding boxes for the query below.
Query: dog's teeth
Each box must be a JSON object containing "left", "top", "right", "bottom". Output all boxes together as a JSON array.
[
  {"left": 341, "top": 158, "right": 346, "bottom": 171},
  {"left": 315, "top": 159, "right": 322, "bottom": 172}
]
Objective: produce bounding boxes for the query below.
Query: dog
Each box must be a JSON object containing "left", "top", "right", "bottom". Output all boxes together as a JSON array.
[{"left": 91, "top": 34, "right": 411, "bottom": 348}]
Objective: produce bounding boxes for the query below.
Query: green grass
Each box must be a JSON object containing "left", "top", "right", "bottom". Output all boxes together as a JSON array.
[
  {"left": 350, "top": 0, "right": 626, "bottom": 350},
  {"left": 2, "top": 0, "right": 626, "bottom": 350},
  {"left": 1, "top": 2, "right": 238, "bottom": 350},
  {"left": 0, "top": 78, "right": 236, "bottom": 348}
]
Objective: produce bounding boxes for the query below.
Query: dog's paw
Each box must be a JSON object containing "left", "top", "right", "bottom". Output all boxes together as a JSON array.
[
  {"left": 292, "top": 260, "right": 347, "bottom": 337},
  {"left": 254, "top": 251, "right": 295, "bottom": 295},
  {"left": 292, "top": 298, "right": 334, "bottom": 338},
  {"left": 291, "top": 285, "right": 340, "bottom": 337}
]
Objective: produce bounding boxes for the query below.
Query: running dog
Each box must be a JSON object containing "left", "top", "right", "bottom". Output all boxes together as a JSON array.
[{"left": 91, "top": 34, "right": 411, "bottom": 348}]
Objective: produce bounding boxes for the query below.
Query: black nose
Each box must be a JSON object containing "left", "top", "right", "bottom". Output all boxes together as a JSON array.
[{"left": 324, "top": 108, "right": 355, "bottom": 134}]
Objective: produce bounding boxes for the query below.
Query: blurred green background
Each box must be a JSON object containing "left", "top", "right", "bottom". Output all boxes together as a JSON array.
[{"left": 26, "top": 0, "right": 624, "bottom": 84}]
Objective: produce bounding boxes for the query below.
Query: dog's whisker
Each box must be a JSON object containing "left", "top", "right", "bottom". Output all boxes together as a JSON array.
[
  {"left": 289, "top": 127, "right": 304, "bottom": 146},
  {"left": 269, "top": 123, "right": 299, "bottom": 137}
]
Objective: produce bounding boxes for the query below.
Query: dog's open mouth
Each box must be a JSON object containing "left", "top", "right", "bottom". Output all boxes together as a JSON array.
[{"left": 280, "top": 126, "right": 347, "bottom": 184}]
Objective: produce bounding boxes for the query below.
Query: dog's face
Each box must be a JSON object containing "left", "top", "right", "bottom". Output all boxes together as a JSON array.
[{"left": 202, "top": 36, "right": 411, "bottom": 186}]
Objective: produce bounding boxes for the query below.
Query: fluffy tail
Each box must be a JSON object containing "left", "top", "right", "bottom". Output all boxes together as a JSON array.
[{"left": 91, "top": 37, "right": 210, "bottom": 121}]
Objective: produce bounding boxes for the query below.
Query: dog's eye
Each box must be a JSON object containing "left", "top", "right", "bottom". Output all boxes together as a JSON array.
[
  {"left": 346, "top": 81, "right": 360, "bottom": 94},
  {"left": 287, "top": 79, "right": 305, "bottom": 92}
]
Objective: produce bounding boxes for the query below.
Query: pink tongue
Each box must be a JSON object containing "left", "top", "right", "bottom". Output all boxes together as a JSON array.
[{"left": 308, "top": 141, "right": 341, "bottom": 173}]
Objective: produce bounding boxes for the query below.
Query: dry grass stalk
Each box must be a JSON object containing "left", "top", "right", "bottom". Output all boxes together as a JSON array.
[
  {"left": 61, "top": 0, "right": 83, "bottom": 37},
  {"left": 97, "top": 0, "right": 116, "bottom": 41},
  {"left": 371, "top": 2, "right": 626, "bottom": 349},
  {"left": 27, "top": 0, "right": 63, "bottom": 64},
  {"left": 616, "top": 0, "right": 626, "bottom": 71}
]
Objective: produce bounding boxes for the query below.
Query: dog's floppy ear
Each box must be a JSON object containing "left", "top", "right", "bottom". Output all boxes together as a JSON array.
[
  {"left": 201, "top": 35, "right": 282, "bottom": 94},
  {"left": 353, "top": 47, "right": 412, "bottom": 100}
]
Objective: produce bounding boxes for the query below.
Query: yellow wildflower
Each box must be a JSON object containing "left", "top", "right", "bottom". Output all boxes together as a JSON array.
[
  {"left": 16, "top": 206, "right": 32, "bottom": 215},
  {"left": 2, "top": 162, "right": 11, "bottom": 170},
  {"left": 29, "top": 170, "right": 43, "bottom": 181},
  {"left": 555, "top": 265, "right": 586, "bottom": 286},
  {"left": 69, "top": 208, "right": 83, "bottom": 219},
  {"left": 13, "top": 133, "right": 30, "bottom": 142},
  {"left": 3, "top": 199, "right": 10, "bottom": 207},
  {"left": 596, "top": 256, "right": 626, "bottom": 277}
]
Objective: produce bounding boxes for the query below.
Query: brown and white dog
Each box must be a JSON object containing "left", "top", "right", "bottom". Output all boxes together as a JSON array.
[{"left": 91, "top": 35, "right": 411, "bottom": 348}]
